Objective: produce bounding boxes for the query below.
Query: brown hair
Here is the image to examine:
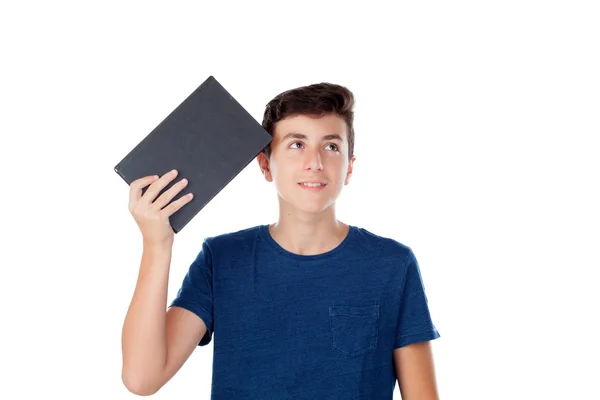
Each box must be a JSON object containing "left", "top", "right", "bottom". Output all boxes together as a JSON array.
[{"left": 261, "top": 82, "right": 355, "bottom": 161}]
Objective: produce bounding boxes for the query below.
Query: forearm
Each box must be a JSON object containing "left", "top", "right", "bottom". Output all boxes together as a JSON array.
[{"left": 121, "top": 242, "right": 172, "bottom": 394}]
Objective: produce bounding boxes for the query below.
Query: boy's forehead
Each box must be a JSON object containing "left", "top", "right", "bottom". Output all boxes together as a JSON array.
[{"left": 273, "top": 114, "right": 348, "bottom": 141}]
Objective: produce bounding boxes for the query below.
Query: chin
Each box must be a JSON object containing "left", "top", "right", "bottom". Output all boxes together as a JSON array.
[
  {"left": 298, "top": 203, "right": 333, "bottom": 214},
  {"left": 292, "top": 196, "right": 338, "bottom": 214},
  {"left": 276, "top": 183, "right": 343, "bottom": 213}
]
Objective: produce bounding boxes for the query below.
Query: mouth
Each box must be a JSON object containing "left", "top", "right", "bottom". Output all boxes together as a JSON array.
[{"left": 298, "top": 182, "right": 327, "bottom": 191}]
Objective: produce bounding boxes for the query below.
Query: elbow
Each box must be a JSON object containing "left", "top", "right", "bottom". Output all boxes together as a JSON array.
[{"left": 122, "top": 369, "right": 161, "bottom": 396}]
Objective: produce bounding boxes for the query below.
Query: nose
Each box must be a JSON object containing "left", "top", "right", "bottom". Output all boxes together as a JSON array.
[{"left": 304, "top": 148, "right": 324, "bottom": 171}]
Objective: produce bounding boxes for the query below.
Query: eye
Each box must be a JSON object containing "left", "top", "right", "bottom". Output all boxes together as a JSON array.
[
  {"left": 325, "top": 143, "right": 339, "bottom": 151},
  {"left": 289, "top": 141, "right": 304, "bottom": 149}
]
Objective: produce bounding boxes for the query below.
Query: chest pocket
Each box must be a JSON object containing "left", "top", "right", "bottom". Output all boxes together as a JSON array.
[{"left": 329, "top": 304, "right": 380, "bottom": 357}]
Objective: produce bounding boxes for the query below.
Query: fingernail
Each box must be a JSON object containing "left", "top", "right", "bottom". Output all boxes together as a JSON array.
[{"left": 171, "top": 169, "right": 177, "bottom": 175}]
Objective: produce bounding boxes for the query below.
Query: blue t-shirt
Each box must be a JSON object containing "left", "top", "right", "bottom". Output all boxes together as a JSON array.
[{"left": 169, "top": 224, "right": 440, "bottom": 399}]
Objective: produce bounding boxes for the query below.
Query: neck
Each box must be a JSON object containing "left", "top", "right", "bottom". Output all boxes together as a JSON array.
[{"left": 268, "top": 202, "right": 349, "bottom": 256}]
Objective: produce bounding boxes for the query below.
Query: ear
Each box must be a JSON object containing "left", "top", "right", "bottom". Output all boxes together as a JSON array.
[
  {"left": 257, "top": 152, "right": 273, "bottom": 182},
  {"left": 344, "top": 155, "right": 356, "bottom": 185}
]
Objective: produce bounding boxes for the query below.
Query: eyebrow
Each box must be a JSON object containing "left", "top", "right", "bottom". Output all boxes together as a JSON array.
[{"left": 281, "top": 132, "right": 344, "bottom": 142}]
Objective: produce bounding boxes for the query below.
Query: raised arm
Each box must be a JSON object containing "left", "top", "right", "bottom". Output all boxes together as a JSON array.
[{"left": 121, "top": 170, "right": 204, "bottom": 395}]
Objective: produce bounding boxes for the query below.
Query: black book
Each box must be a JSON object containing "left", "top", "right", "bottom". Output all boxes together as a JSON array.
[{"left": 114, "top": 76, "right": 273, "bottom": 233}]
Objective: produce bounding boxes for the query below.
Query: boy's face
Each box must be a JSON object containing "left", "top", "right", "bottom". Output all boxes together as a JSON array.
[{"left": 257, "top": 113, "right": 355, "bottom": 214}]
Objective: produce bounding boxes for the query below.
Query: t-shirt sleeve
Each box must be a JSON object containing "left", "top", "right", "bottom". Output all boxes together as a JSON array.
[
  {"left": 394, "top": 248, "right": 440, "bottom": 349},
  {"left": 168, "top": 239, "right": 214, "bottom": 346}
]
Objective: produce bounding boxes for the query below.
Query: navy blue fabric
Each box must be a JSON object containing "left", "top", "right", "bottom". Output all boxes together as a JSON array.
[{"left": 169, "top": 224, "right": 440, "bottom": 399}]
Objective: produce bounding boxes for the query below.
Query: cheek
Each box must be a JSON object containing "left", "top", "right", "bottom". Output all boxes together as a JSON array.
[
  {"left": 325, "top": 157, "right": 348, "bottom": 176},
  {"left": 269, "top": 159, "right": 294, "bottom": 183},
  {"left": 273, "top": 153, "right": 300, "bottom": 173}
]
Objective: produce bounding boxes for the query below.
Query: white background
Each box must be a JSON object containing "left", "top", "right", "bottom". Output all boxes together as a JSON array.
[{"left": 1, "top": 1, "right": 599, "bottom": 399}]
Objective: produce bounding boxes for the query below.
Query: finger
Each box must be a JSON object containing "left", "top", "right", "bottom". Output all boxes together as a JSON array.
[
  {"left": 129, "top": 175, "right": 159, "bottom": 207},
  {"left": 142, "top": 169, "right": 179, "bottom": 205},
  {"left": 162, "top": 192, "right": 194, "bottom": 217},
  {"left": 152, "top": 178, "right": 189, "bottom": 210}
]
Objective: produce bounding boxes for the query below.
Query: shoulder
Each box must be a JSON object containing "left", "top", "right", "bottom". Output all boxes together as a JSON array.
[
  {"left": 352, "top": 225, "right": 414, "bottom": 262},
  {"left": 202, "top": 224, "right": 263, "bottom": 254}
]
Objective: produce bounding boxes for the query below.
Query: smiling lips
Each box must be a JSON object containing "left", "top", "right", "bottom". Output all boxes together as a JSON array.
[{"left": 298, "top": 181, "right": 327, "bottom": 190}]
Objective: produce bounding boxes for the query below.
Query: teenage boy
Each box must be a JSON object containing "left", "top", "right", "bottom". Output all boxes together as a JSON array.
[{"left": 121, "top": 82, "right": 441, "bottom": 399}]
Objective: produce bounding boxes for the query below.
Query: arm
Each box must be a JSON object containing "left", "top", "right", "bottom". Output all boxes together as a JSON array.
[
  {"left": 121, "top": 171, "right": 204, "bottom": 395},
  {"left": 394, "top": 341, "right": 439, "bottom": 400},
  {"left": 121, "top": 243, "right": 208, "bottom": 396}
]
